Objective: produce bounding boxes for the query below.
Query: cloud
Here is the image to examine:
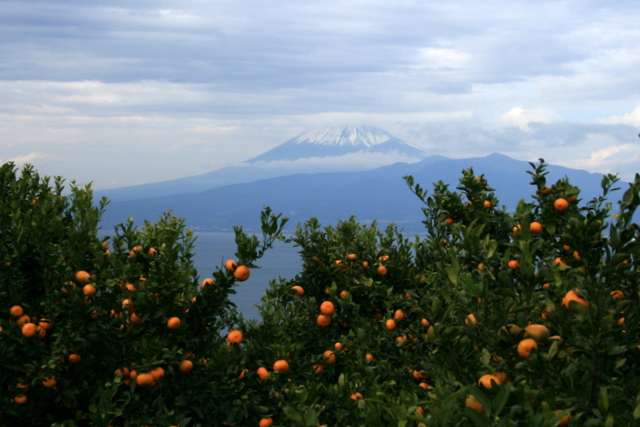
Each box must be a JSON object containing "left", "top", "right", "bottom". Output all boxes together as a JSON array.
[
  {"left": 597, "top": 106, "right": 640, "bottom": 127},
  {"left": 497, "top": 107, "right": 563, "bottom": 130}
]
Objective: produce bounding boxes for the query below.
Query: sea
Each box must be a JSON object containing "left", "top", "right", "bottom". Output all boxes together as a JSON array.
[{"left": 191, "top": 232, "right": 302, "bottom": 320}]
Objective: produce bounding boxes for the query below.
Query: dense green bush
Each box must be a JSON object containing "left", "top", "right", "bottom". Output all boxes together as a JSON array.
[{"left": 2, "top": 160, "right": 640, "bottom": 426}]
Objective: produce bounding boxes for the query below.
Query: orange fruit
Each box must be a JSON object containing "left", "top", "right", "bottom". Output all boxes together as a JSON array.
[
  {"left": 75, "top": 270, "right": 91, "bottom": 284},
  {"left": 554, "top": 198, "right": 569, "bottom": 211},
  {"left": 42, "top": 376, "right": 57, "bottom": 387},
  {"left": 178, "top": 360, "right": 193, "bottom": 373},
  {"left": 273, "top": 359, "right": 289, "bottom": 374},
  {"left": 539, "top": 185, "right": 551, "bottom": 195},
  {"left": 394, "top": 309, "right": 405, "bottom": 321},
  {"left": 167, "top": 317, "right": 181, "bottom": 330},
  {"left": 13, "top": 395, "right": 27, "bottom": 405},
  {"left": 233, "top": 265, "right": 250, "bottom": 281},
  {"left": 224, "top": 259, "right": 238, "bottom": 272},
  {"left": 68, "top": 353, "right": 81, "bottom": 364},
  {"left": 291, "top": 285, "right": 304, "bottom": 296},
  {"left": 465, "top": 395, "right": 484, "bottom": 413},
  {"left": 477, "top": 374, "right": 501, "bottom": 388},
  {"left": 517, "top": 338, "right": 538, "bottom": 358},
  {"left": 553, "top": 410, "right": 570, "bottom": 426},
  {"left": 365, "top": 353, "right": 375, "bottom": 362},
  {"left": 507, "top": 260, "right": 520, "bottom": 270},
  {"left": 9, "top": 305, "right": 24, "bottom": 318},
  {"left": 227, "top": 330, "right": 243, "bottom": 344},
  {"left": 418, "top": 382, "right": 428, "bottom": 390},
  {"left": 334, "top": 342, "right": 343, "bottom": 351},
  {"left": 385, "top": 319, "right": 397, "bottom": 331},
  {"left": 22, "top": 322, "right": 37, "bottom": 338},
  {"left": 339, "top": 290, "right": 348, "bottom": 299},
  {"left": 413, "top": 370, "right": 429, "bottom": 380},
  {"left": 201, "top": 278, "right": 214, "bottom": 287},
  {"left": 256, "top": 367, "right": 269, "bottom": 381},
  {"left": 317, "top": 314, "right": 331, "bottom": 327},
  {"left": 524, "top": 324, "right": 550, "bottom": 342},
  {"left": 83, "top": 284, "right": 97, "bottom": 297},
  {"left": 530, "top": 222, "right": 543, "bottom": 235},
  {"left": 150, "top": 367, "right": 165, "bottom": 381},
  {"left": 420, "top": 318, "right": 430, "bottom": 328},
  {"left": 350, "top": 392, "right": 364, "bottom": 400},
  {"left": 477, "top": 263, "right": 484, "bottom": 271},
  {"left": 237, "top": 368, "right": 249, "bottom": 380},
  {"left": 136, "top": 373, "right": 155, "bottom": 387},
  {"left": 562, "top": 290, "right": 589, "bottom": 309},
  {"left": 259, "top": 418, "right": 274, "bottom": 427},
  {"left": 495, "top": 372, "right": 509, "bottom": 384},
  {"left": 511, "top": 225, "right": 522, "bottom": 235},
  {"left": 38, "top": 318, "right": 53, "bottom": 331},
  {"left": 483, "top": 200, "right": 491, "bottom": 209},
  {"left": 445, "top": 218, "right": 457, "bottom": 225},
  {"left": 465, "top": 313, "right": 478, "bottom": 327},
  {"left": 129, "top": 246, "right": 143, "bottom": 258},
  {"left": 147, "top": 247, "right": 157, "bottom": 256},
  {"left": 376, "top": 265, "right": 388, "bottom": 276},
  {"left": 322, "top": 350, "right": 336, "bottom": 364},
  {"left": 611, "top": 290, "right": 624, "bottom": 300},
  {"left": 346, "top": 253, "right": 357, "bottom": 261},
  {"left": 320, "top": 301, "right": 335, "bottom": 315}
]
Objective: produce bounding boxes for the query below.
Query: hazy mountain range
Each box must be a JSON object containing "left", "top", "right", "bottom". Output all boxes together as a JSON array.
[{"left": 98, "top": 126, "right": 629, "bottom": 233}]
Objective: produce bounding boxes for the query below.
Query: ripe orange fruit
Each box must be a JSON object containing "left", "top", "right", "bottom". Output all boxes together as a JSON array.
[
  {"left": 273, "top": 359, "right": 289, "bottom": 374},
  {"left": 339, "top": 290, "right": 348, "bottom": 299},
  {"left": 495, "top": 372, "right": 509, "bottom": 384},
  {"left": 562, "top": 290, "right": 589, "bottom": 309},
  {"left": 227, "top": 330, "right": 243, "bottom": 344},
  {"left": 201, "top": 278, "right": 214, "bottom": 287},
  {"left": 317, "top": 314, "right": 331, "bottom": 327},
  {"left": 13, "top": 395, "right": 27, "bottom": 404},
  {"left": 413, "top": 370, "right": 429, "bottom": 380},
  {"left": 611, "top": 290, "right": 624, "bottom": 300},
  {"left": 346, "top": 253, "right": 357, "bottom": 262},
  {"left": 233, "top": 265, "right": 250, "bottom": 281},
  {"left": 75, "top": 270, "right": 91, "bottom": 284},
  {"left": 259, "top": 418, "right": 274, "bottom": 427},
  {"left": 524, "top": 324, "right": 550, "bottom": 342},
  {"left": 445, "top": 218, "right": 457, "bottom": 225},
  {"left": 322, "top": 350, "right": 336, "bottom": 364},
  {"left": 178, "top": 360, "right": 193, "bottom": 373},
  {"left": 129, "top": 246, "right": 143, "bottom": 258},
  {"left": 256, "top": 367, "right": 269, "bottom": 381},
  {"left": 167, "top": 317, "right": 181, "bottom": 330},
  {"left": 418, "top": 382, "right": 428, "bottom": 390},
  {"left": 224, "top": 259, "right": 238, "bottom": 272},
  {"left": 465, "top": 395, "right": 484, "bottom": 413},
  {"left": 385, "top": 319, "right": 397, "bottom": 331},
  {"left": 320, "top": 301, "right": 335, "bottom": 315},
  {"left": 291, "top": 285, "right": 304, "bottom": 295},
  {"left": 420, "top": 318, "right": 430, "bottom": 328},
  {"left": 539, "top": 185, "right": 551, "bottom": 195},
  {"left": 22, "top": 322, "right": 37, "bottom": 338},
  {"left": 465, "top": 314, "right": 478, "bottom": 327},
  {"left": 530, "top": 221, "right": 543, "bottom": 235},
  {"left": 477, "top": 263, "right": 484, "bottom": 271},
  {"left": 394, "top": 309, "right": 405, "bottom": 321},
  {"left": 376, "top": 265, "right": 388, "bottom": 276},
  {"left": 478, "top": 374, "right": 501, "bottom": 388},
  {"left": 511, "top": 225, "right": 522, "bottom": 235},
  {"left": 68, "top": 353, "right": 81, "bottom": 364},
  {"left": 350, "top": 392, "right": 364, "bottom": 400},
  {"left": 237, "top": 368, "right": 249, "bottom": 379},
  {"left": 312, "top": 364, "right": 324, "bottom": 374},
  {"left": 42, "top": 376, "right": 57, "bottom": 387},
  {"left": 136, "top": 373, "right": 155, "bottom": 387},
  {"left": 150, "top": 367, "right": 165, "bottom": 381},
  {"left": 83, "top": 284, "right": 97, "bottom": 296},
  {"left": 507, "top": 260, "right": 520, "bottom": 270},
  {"left": 9, "top": 305, "right": 24, "bottom": 318},
  {"left": 365, "top": 353, "right": 375, "bottom": 362},
  {"left": 553, "top": 410, "right": 570, "bottom": 426},
  {"left": 517, "top": 338, "right": 538, "bottom": 358},
  {"left": 554, "top": 198, "right": 569, "bottom": 211},
  {"left": 483, "top": 200, "right": 491, "bottom": 209}
]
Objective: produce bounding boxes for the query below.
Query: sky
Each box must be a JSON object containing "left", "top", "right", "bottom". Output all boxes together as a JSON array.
[{"left": 1, "top": 0, "right": 639, "bottom": 189}]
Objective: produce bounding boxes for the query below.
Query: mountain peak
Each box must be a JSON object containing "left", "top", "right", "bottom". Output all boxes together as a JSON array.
[{"left": 293, "top": 126, "right": 392, "bottom": 147}]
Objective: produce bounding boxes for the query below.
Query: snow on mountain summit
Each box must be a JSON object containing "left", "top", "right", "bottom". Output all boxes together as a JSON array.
[{"left": 293, "top": 126, "right": 392, "bottom": 147}]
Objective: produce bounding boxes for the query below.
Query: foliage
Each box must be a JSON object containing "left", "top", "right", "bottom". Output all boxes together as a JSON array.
[{"left": 2, "top": 159, "right": 640, "bottom": 426}]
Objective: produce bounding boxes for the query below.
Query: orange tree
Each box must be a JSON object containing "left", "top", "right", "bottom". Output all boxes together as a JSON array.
[{"left": 2, "top": 158, "right": 640, "bottom": 426}]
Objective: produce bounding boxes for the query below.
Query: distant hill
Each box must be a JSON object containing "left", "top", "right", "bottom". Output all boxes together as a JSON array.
[
  {"left": 100, "top": 153, "right": 628, "bottom": 233},
  {"left": 96, "top": 126, "right": 428, "bottom": 202}
]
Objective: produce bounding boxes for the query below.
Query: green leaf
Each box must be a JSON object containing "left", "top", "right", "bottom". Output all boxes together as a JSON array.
[
  {"left": 303, "top": 409, "right": 319, "bottom": 427},
  {"left": 599, "top": 386, "right": 610, "bottom": 411},
  {"left": 283, "top": 406, "right": 304, "bottom": 424},
  {"left": 492, "top": 383, "right": 510, "bottom": 415}
]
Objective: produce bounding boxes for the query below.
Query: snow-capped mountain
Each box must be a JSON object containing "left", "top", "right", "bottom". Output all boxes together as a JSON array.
[
  {"left": 96, "top": 126, "right": 428, "bottom": 201},
  {"left": 245, "top": 126, "right": 427, "bottom": 164}
]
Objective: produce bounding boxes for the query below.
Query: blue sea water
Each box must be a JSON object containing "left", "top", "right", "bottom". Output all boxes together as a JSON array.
[{"left": 191, "top": 232, "right": 302, "bottom": 320}]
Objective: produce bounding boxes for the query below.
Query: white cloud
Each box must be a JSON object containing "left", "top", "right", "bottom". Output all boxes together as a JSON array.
[
  {"left": 497, "top": 107, "right": 563, "bottom": 130},
  {"left": 597, "top": 106, "right": 640, "bottom": 127}
]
